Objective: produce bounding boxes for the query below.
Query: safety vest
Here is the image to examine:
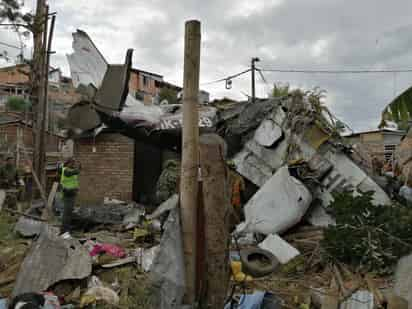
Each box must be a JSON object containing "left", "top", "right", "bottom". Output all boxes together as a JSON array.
[{"left": 60, "top": 166, "right": 79, "bottom": 190}]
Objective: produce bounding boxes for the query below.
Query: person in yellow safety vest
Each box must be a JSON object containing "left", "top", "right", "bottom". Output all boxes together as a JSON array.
[{"left": 59, "top": 157, "right": 81, "bottom": 234}]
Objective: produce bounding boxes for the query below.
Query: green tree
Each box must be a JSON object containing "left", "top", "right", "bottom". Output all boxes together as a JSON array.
[
  {"left": 158, "top": 87, "right": 178, "bottom": 105},
  {"left": 6, "top": 96, "right": 30, "bottom": 111},
  {"left": 272, "top": 82, "right": 290, "bottom": 98}
]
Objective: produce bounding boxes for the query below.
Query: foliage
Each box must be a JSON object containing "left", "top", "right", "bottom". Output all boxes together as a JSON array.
[
  {"left": 272, "top": 82, "right": 290, "bottom": 98},
  {"left": 6, "top": 96, "right": 30, "bottom": 111},
  {"left": 380, "top": 86, "right": 412, "bottom": 130},
  {"left": 158, "top": 87, "right": 178, "bottom": 105},
  {"left": 0, "top": 0, "right": 33, "bottom": 26},
  {"left": 322, "top": 190, "right": 412, "bottom": 274}
]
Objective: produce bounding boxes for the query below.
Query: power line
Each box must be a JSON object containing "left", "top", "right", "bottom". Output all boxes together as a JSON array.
[
  {"left": 257, "top": 67, "right": 412, "bottom": 74},
  {"left": 200, "top": 68, "right": 251, "bottom": 85},
  {"left": 0, "top": 41, "right": 21, "bottom": 50}
]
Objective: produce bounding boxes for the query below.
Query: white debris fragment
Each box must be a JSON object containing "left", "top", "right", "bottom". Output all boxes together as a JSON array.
[
  {"left": 238, "top": 166, "right": 312, "bottom": 235},
  {"left": 258, "top": 234, "right": 300, "bottom": 264}
]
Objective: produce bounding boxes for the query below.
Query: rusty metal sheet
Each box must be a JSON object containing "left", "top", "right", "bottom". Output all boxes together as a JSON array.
[{"left": 12, "top": 225, "right": 92, "bottom": 297}]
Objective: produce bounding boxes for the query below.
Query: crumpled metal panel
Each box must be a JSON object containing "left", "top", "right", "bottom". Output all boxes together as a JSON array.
[
  {"left": 12, "top": 225, "right": 92, "bottom": 297},
  {"left": 254, "top": 119, "right": 283, "bottom": 147},
  {"left": 68, "top": 29, "right": 108, "bottom": 89},
  {"left": 150, "top": 209, "right": 186, "bottom": 309},
  {"left": 66, "top": 102, "right": 101, "bottom": 131},
  {"left": 95, "top": 49, "right": 132, "bottom": 112},
  {"left": 232, "top": 150, "right": 273, "bottom": 187},
  {"left": 14, "top": 217, "right": 45, "bottom": 237}
]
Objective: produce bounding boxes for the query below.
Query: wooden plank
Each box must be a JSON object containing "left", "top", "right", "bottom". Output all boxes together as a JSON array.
[{"left": 199, "top": 134, "right": 230, "bottom": 308}]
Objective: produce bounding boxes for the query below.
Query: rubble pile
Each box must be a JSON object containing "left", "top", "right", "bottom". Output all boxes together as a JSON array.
[{"left": 1, "top": 29, "right": 411, "bottom": 308}]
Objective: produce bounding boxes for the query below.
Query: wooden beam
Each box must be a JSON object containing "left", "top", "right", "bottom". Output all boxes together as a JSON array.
[
  {"left": 199, "top": 134, "right": 230, "bottom": 308},
  {"left": 180, "top": 20, "right": 201, "bottom": 304}
]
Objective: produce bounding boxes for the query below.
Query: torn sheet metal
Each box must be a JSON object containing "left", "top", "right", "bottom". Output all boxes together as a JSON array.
[
  {"left": 317, "top": 151, "right": 391, "bottom": 206},
  {"left": 238, "top": 166, "right": 312, "bottom": 235},
  {"left": 14, "top": 217, "right": 45, "bottom": 237},
  {"left": 394, "top": 254, "right": 412, "bottom": 308},
  {"left": 340, "top": 290, "right": 374, "bottom": 309},
  {"left": 254, "top": 119, "right": 283, "bottom": 147},
  {"left": 147, "top": 194, "right": 178, "bottom": 220},
  {"left": 67, "top": 30, "right": 108, "bottom": 89},
  {"left": 232, "top": 150, "right": 273, "bottom": 187},
  {"left": 150, "top": 209, "right": 186, "bottom": 309},
  {"left": 12, "top": 226, "right": 92, "bottom": 297},
  {"left": 95, "top": 49, "right": 132, "bottom": 112},
  {"left": 258, "top": 234, "right": 300, "bottom": 264},
  {"left": 245, "top": 139, "right": 288, "bottom": 171}
]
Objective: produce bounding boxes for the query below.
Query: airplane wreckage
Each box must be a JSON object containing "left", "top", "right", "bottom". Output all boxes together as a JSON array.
[{"left": 65, "top": 29, "right": 391, "bottom": 228}]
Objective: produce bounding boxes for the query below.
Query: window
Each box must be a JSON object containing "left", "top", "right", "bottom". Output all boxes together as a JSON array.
[
  {"left": 384, "top": 144, "right": 396, "bottom": 162},
  {"left": 142, "top": 75, "right": 149, "bottom": 87}
]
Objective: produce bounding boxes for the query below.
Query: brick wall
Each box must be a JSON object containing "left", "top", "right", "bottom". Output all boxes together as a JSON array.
[
  {"left": 0, "top": 65, "right": 29, "bottom": 85},
  {"left": 0, "top": 122, "right": 61, "bottom": 152},
  {"left": 74, "top": 133, "right": 134, "bottom": 204}
]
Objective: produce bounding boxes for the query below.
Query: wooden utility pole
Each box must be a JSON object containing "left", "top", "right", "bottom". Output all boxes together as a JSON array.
[
  {"left": 37, "top": 4, "right": 49, "bottom": 189},
  {"left": 39, "top": 8, "right": 55, "bottom": 189},
  {"left": 199, "top": 134, "right": 230, "bottom": 308},
  {"left": 251, "top": 57, "right": 260, "bottom": 103},
  {"left": 32, "top": 0, "right": 47, "bottom": 190},
  {"left": 180, "top": 20, "right": 201, "bottom": 305}
]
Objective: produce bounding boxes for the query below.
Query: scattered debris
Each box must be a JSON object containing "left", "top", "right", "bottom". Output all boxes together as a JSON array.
[
  {"left": 237, "top": 166, "right": 312, "bottom": 235},
  {"left": 14, "top": 217, "right": 45, "bottom": 237},
  {"left": 258, "top": 234, "right": 300, "bottom": 264},
  {"left": 340, "top": 290, "right": 374, "bottom": 309},
  {"left": 12, "top": 226, "right": 92, "bottom": 297}
]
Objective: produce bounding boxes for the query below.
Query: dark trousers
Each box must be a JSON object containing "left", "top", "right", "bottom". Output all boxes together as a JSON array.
[{"left": 62, "top": 189, "right": 77, "bottom": 232}]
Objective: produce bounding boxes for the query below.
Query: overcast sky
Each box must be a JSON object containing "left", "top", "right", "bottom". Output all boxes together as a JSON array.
[{"left": 1, "top": 0, "right": 412, "bottom": 131}]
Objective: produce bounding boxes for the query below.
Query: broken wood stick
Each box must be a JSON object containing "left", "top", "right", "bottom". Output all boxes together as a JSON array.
[{"left": 42, "top": 181, "right": 58, "bottom": 220}]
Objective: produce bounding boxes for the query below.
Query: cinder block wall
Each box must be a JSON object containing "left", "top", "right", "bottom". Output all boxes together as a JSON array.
[{"left": 74, "top": 133, "right": 134, "bottom": 204}]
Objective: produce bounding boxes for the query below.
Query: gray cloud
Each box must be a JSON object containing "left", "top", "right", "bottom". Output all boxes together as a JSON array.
[{"left": 7, "top": 0, "right": 412, "bottom": 131}]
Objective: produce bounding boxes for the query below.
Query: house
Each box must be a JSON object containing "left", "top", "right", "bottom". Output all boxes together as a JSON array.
[
  {"left": 128, "top": 69, "right": 210, "bottom": 105},
  {"left": 128, "top": 68, "right": 163, "bottom": 104},
  {"left": 73, "top": 131, "right": 169, "bottom": 204},
  {"left": 0, "top": 64, "right": 82, "bottom": 131},
  {"left": 345, "top": 128, "right": 406, "bottom": 163}
]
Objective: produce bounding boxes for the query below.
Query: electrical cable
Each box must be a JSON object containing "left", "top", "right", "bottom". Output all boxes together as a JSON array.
[
  {"left": 200, "top": 68, "right": 251, "bottom": 86},
  {"left": 257, "top": 67, "right": 412, "bottom": 74},
  {"left": 0, "top": 41, "right": 21, "bottom": 50}
]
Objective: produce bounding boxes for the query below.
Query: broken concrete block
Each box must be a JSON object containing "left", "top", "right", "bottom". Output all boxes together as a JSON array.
[
  {"left": 12, "top": 225, "right": 92, "bottom": 297},
  {"left": 258, "top": 234, "right": 300, "bottom": 264},
  {"left": 238, "top": 166, "right": 312, "bottom": 235},
  {"left": 14, "top": 217, "right": 45, "bottom": 237},
  {"left": 394, "top": 254, "right": 412, "bottom": 308}
]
